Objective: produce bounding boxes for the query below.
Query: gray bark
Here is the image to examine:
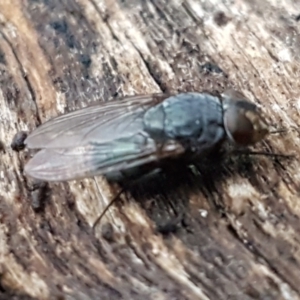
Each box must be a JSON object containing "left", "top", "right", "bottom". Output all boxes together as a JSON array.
[{"left": 0, "top": 0, "right": 300, "bottom": 299}]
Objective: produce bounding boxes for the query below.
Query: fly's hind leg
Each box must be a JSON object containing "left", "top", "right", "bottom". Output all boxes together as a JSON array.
[{"left": 92, "top": 167, "right": 162, "bottom": 230}]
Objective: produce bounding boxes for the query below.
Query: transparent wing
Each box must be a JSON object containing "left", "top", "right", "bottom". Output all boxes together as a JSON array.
[
  {"left": 25, "top": 94, "right": 164, "bottom": 149},
  {"left": 24, "top": 134, "right": 184, "bottom": 181}
]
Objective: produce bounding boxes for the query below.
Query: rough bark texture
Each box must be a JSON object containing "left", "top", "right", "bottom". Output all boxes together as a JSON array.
[{"left": 0, "top": 0, "right": 300, "bottom": 299}]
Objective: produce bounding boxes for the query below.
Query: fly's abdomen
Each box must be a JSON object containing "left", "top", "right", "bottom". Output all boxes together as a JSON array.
[{"left": 143, "top": 93, "right": 225, "bottom": 154}]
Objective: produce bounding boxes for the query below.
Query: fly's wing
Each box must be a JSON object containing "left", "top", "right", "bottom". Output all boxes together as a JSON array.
[
  {"left": 25, "top": 94, "right": 165, "bottom": 149},
  {"left": 24, "top": 93, "right": 184, "bottom": 181},
  {"left": 24, "top": 134, "right": 184, "bottom": 181}
]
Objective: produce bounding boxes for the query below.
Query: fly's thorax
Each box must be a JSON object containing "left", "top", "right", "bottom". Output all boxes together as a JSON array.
[
  {"left": 143, "top": 93, "right": 225, "bottom": 151},
  {"left": 222, "top": 90, "right": 269, "bottom": 146}
]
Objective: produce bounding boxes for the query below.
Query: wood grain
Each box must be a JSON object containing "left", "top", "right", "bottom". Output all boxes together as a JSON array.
[{"left": 0, "top": 0, "right": 300, "bottom": 299}]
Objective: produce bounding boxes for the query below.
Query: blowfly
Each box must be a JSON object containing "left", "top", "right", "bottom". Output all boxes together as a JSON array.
[{"left": 24, "top": 90, "right": 271, "bottom": 224}]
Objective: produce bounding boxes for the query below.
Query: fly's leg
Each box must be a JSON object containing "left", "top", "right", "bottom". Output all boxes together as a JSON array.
[
  {"left": 92, "top": 168, "right": 162, "bottom": 230},
  {"left": 92, "top": 182, "right": 125, "bottom": 230},
  {"left": 230, "top": 149, "right": 294, "bottom": 159}
]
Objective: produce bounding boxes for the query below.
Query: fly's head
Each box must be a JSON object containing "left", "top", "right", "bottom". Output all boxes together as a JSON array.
[{"left": 222, "top": 89, "right": 269, "bottom": 146}]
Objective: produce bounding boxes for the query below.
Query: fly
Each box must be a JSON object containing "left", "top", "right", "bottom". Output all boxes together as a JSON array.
[{"left": 24, "top": 90, "right": 273, "bottom": 226}]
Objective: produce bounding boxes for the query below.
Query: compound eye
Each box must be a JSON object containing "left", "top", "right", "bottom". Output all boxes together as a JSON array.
[{"left": 224, "top": 101, "right": 269, "bottom": 146}]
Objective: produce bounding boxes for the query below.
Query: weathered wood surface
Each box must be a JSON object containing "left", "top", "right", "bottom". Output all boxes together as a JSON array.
[{"left": 0, "top": 0, "right": 300, "bottom": 299}]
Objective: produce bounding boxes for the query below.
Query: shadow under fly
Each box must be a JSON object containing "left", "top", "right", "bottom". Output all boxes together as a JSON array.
[
  {"left": 116, "top": 152, "right": 229, "bottom": 234},
  {"left": 23, "top": 89, "right": 292, "bottom": 229}
]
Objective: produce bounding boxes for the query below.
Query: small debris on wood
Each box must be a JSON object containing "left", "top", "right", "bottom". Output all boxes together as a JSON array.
[
  {"left": 200, "top": 62, "right": 226, "bottom": 75},
  {"left": 28, "top": 179, "right": 48, "bottom": 212},
  {"left": 156, "top": 213, "right": 184, "bottom": 235},
  {"left": 295, "top": 14, "right": 300, "bottom": 22},
  {"left": 0, "top": 140, "right": 5, "bottom": 152},
  {"left": 101, "top": 222, "right": 115, "bottom": 242},
  {"left": 213, "top": 11, "right": 231, "bottom": 26},
  {"left": 11, "top": 131, "right": 28, "bottom": 152}
]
